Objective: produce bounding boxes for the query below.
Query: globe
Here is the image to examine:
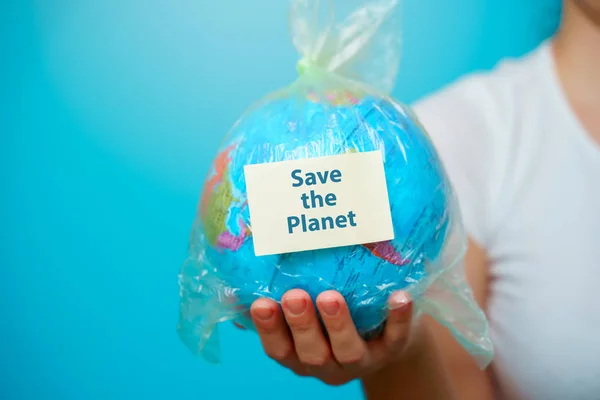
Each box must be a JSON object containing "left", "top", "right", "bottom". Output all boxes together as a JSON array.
[{"left": 182, "top": 79, "right": 454, "bottom": 339}]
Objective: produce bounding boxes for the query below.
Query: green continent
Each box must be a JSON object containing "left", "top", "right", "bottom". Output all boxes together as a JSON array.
[{"left": 203, "top": 171, "right": 234, "bottom": 246}]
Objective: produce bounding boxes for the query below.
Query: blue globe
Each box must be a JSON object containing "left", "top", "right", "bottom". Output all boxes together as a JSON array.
[{"left": 180, "top": 79, "right": 454, "bottom": 343}]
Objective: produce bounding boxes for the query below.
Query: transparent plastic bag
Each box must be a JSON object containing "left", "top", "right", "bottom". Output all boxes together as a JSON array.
[{"left": 177, "top": 0, "right": 494, "bottom": 369}]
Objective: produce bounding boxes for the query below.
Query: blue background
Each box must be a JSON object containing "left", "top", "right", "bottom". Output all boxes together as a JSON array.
[{"left": 2, "top": 0, "right": 560, "bottom": 399}]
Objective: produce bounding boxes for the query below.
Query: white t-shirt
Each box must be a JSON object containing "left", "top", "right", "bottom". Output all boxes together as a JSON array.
[{"left": 413, "top": 41, "right": 600, "bottom": 400}]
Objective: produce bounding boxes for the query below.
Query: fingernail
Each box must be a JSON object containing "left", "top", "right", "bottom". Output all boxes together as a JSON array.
[
  {"left": 320, "top": 300, "right": 340, "bottom": 317},
  {"left": 254, "top": 306, "right": 274, "bottom": 321},
  {"left": 389, "top": 292, "right": 411, "bottom": 311},
  {"left": 284, "top": 297, "right": 307, "bottom": 316}
]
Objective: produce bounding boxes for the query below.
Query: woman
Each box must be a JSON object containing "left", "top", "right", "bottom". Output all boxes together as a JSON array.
[{"left": 246, "top": 1, "right": 600, "bottom": 398}]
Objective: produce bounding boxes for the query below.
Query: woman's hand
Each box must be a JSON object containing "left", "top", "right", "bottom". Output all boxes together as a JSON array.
[{"left": 248, "top": 289, "right": 415, "bottom": 386}]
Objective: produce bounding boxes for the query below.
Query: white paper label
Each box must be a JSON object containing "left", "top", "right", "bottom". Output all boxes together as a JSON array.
[{"left": 244, "top": 150, "right": 394, "bottom": 256}]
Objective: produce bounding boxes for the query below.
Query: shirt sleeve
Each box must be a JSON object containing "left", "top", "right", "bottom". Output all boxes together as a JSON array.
[{"left": 411, "top": 73, "right": 510, "bottom": 250}]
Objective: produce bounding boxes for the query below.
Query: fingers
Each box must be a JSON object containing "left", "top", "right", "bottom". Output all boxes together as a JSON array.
[
  {"left": 252, "top": 290, "right": 413, "bottom": 385},
  {"left": 281, "top": 289, "right": 340, "bottom": 374},
  {"left": 250, "top": 298, "right": 299, "bottom": 369},
  {"left": 382, "top": 291, "right": 413, "bottom": 351},
  {"left": 316, "top": 291, "right": 368, "bottom": 369},
  {"left": 362, "top": 291, "right": 414, "bottom": 365}
]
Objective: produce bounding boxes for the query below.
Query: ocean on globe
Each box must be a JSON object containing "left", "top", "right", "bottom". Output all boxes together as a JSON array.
[{"left": 191, "top": 81, "right": 453, "bottom": 337}]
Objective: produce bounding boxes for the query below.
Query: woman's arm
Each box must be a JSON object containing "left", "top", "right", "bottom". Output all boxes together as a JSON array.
[
  {"left": 361, "top": 327, "right": 458, "bottom": 400},
  {"left": 361, "top": 239, "right": 494, "bottom": 400}
]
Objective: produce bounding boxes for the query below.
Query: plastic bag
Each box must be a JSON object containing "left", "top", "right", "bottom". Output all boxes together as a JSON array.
[{"left": 177, "top": 0, "right": 494, "bottom": 369}]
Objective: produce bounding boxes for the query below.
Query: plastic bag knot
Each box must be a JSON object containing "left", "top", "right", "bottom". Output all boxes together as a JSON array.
[
  {"left": 296, "top": 57, "right": 317, "bottom": 75},
  {"left": 289, "top": 0, "right": 402, "bottom": 94}
]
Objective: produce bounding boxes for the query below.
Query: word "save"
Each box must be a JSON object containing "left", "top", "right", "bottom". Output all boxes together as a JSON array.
[{"left": 291, "top": 169, "right": 342, "bottom": 187}]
